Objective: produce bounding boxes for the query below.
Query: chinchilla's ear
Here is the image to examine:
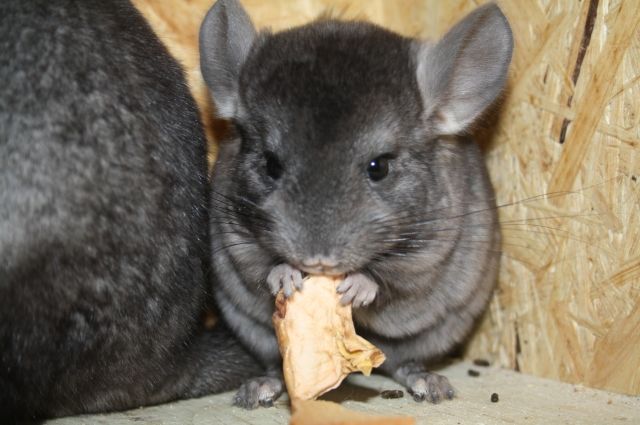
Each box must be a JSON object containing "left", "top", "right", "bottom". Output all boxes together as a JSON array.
[
  {"left": 415, "top": 3, "right": 513, "bottom": 135},
  {"left": 199, "top": 0, "right": 256, "bottom": 118}
]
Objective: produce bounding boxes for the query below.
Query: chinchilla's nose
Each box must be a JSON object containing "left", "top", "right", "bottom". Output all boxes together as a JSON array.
[{"left": 300, "top": 255, "right": 341, "bottom": 275}]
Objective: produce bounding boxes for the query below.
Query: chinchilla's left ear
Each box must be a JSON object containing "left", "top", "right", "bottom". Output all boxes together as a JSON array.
[
  {"left": 415, "top": 3, "right": 513, "bottom": 135},
  {"left": 199, "top": 0, "right": 256, "bottom": 119}
]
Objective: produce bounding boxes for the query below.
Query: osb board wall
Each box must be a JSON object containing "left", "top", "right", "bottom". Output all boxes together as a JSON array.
[
  {"left": 464, "top": 0, "right": 640, "bottom": 397},
  {"left": 133, "top": 0, "right": 640, "bottom": 395}
]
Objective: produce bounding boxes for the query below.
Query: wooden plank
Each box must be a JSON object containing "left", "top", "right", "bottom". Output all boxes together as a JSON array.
[{"left": 47, "top": 361, "right": 640, "bottom": 425}]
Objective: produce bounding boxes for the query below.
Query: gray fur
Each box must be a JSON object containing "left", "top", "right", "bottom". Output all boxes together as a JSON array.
[
  {"left": 0, "top": 0, "right": 261, "bottom": 420},
  {"left": 200, "top": 0, "right": 258, "bottom": 118},
  {"left": 416, "top": 4, "right": 514, "bottom": 134},
  {"left": 200, "top": 0, "right": 512, "bottom": 407}
]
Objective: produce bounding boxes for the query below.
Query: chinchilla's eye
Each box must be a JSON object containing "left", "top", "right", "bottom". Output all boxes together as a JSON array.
[
  {"left": 366, "top": 155, "right": 393, "bottom": 182},
  {"left": 265, "top": 151, "right": 283, "bottom": 180}
]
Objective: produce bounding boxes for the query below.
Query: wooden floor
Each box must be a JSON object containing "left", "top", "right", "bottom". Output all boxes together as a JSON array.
[{"left": 48, "top": 361, "right": 639, "bottom": 425}]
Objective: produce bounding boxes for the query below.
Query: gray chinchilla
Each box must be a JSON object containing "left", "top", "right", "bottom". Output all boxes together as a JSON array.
[
  {"left": 0, "top": 0, "right": 262, "bottom": 420},
  {"left": 200, "top": 0, "right": 512, "bottom": 408}
]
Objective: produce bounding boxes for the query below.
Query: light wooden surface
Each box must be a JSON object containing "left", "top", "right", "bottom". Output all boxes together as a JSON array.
[{"left": 47, "top": 361, "right": 640, "bottom": 425}]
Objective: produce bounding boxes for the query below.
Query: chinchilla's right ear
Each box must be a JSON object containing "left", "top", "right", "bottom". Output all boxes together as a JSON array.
[{"left": 199, "top": 0, "right": 256, "bottom": 118}]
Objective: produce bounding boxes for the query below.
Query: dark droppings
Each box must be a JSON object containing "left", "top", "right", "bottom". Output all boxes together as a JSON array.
[
  {"left": 381, "top": 389, "right": 404, "bottom": 399},
  {"left": 468, "top": 369, "right": 480, "bottom": 377},
  {"left": 491, "top": 392, "right": 499, "bottom": 402},
  {"left": 473, "top": 358, "right": 491, "bottom": 367}
]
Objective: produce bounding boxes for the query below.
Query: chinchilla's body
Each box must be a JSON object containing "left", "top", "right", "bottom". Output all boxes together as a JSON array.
[
  {"left": 200, "top": 0, "right": 512, "bottom": 408},
  {"left": 0, "top": 0, "right": 261, "bottom": 419}
]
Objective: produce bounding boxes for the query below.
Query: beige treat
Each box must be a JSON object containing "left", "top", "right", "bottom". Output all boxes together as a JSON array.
[
  {"left": 273, "top": 275, "right": 385, "bottom": 402},
  {"left": 290, "top": 400, "right": 415, "bottom": 425}
]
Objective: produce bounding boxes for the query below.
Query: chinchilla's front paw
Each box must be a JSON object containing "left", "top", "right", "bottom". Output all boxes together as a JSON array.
[
  {"left": 233, "top": 376, "right": 284, "bottom": 409},
  {"left": 266, "top": 263, "right": 304, "bottom": 298},
  {"left": 393, "top": 362, "right": 456, "bottom": 403},
  {"left": 405, "top": 371, "right": 456, "bottom": 403},
  {"left": 336, "top": 273, "right": 378, "bottom": 307}
]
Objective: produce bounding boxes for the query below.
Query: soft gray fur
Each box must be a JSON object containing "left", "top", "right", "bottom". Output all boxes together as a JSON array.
[
  {"left": 200, "top": 0, "right": 512, "bottom": 408},
  {"left": 0, "top": 0, "right": 262, "bottom": 420}
]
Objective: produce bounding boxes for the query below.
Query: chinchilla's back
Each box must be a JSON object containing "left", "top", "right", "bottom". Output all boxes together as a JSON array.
[{"left": 0, "top": 0, "right": 260, "bottom": 419}]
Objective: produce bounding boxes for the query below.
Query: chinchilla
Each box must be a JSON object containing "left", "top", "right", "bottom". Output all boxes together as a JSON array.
[
  {"left": 0, "top": 0, "right": 262, "bottom": 419},
  {"left": 200, "top": 0, "right": 512, "bottom": 408}
]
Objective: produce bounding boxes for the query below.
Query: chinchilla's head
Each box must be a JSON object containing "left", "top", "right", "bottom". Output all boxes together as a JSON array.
[{"left": 200, "top": 0, "right": 512, "bottom": 276}]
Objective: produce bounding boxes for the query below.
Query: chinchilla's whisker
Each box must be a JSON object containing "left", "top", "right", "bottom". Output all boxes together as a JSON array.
[
  {"left": 406, "top": 219, "right": 602, "bottom": 249},
  {"left": 369, "top": 210, "right": 419, "bottom": 225},
  {"left": 211, "top": 229, "right": 256, "bottom": 237},
  {"left": 380, "top": 245, "right": 525, "bottom": 263},
  {"left": 209, "top": 219, "right": 249, "bottom": 227},
  {"left": 210, "top": 221, "right": 273, "bottom": 235},
  {"left": 209, "top": 208, "right": 272, "bottom": 231},
  {"left": 209, "top": 203, "right": 251, "bottom": 218},
  {"left": 380, "top": 237, "right": 415, "bottom": 243},
  {"left": 210, "top": 190, "right": 266, "bottom": 216},
  {"left": 377, "top": 211, "right": 603, "bottom": 244},
  {"left": 210, "top": 193, "right": 272, "bottom": 225},
  {"left": 369, "top": 177, "right": 619, "bottom": 231},
  {"left": 211, "top": 189, "right": 255, "bottom": 207},
  {"left": 481, "top": 176, "right": 622, "bottom": 214},
  {"left": 210, "top": 193, "right": 248, "bottom": 213},
  {"left": 404, "top": 238, "right": 528, "bottom": 249},
  {"left": 214, "top": 189, "right": 263, "bottom": 211},
  {"left": 444, "top": 243, "right": 592, "bottom": 266},
  {"left": 447, "top": 246, "right": 532, "bottom": 263},
  {"left": 210, "top": 190, "right": 236, "bottom": 205},
  {"left": 417, "top": 222, "right": 575, "bottom": 238},
  {"left": 379, "top": 218, "right": 610, "bottom": 259},
  {"left": 498, "top": 224, "right": 599, "bottom": 245},
  {"left": 212, "top": 241, "right": 257, "bottom": 256},
  {"left": 498, "top": 212, "right": 603, "bottom": 225}
]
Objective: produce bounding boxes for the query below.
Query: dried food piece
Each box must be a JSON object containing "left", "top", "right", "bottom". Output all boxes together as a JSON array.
[
  {"left": 273, "top": 275, "right": 385, "bottom": 402},
  {"left": 380, "top": 389, "right": 404, "bottom": 399},
  {"left": 290, "top": 400, "right": 415, "bottom": 425}
]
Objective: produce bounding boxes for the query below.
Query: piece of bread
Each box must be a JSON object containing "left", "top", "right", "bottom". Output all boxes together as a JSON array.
[{"left": 272, "top": 275, "right": 385, "bottom": 401}]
